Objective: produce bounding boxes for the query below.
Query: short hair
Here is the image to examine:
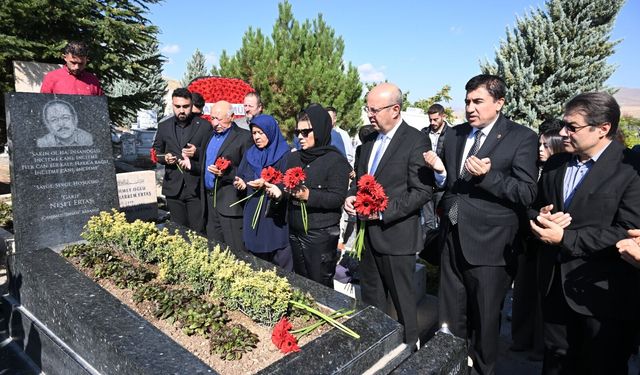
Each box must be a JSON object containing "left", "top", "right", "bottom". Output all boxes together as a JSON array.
[
  {"left": 538, "top": 117, "right": 565, "bottom": 135},
  {"left": 427, "top": 103, "right": 445, "bottom": 115},
  {"left": 358, "top": 125, "right": 376, "bottom": 143},
  {"left": 539, "top": 125, "right": 564, "bottom": 156},
  {"left": 172, "top": 88, "right": 192, "bottom": 100},
  {"left": 63, "top": 41, "right": 89, "bottom": 57},
  {"left": 191, "top": 92, "right": 205, "bottom": 110},
  {"left": 296, "top": 111, "right": 310, "bottom": 123},
  {"left": 245, "top": 92, "right": 262, "bottom": 107},
  {"left": 390, "top": 87, "right": 403, "bottom": 108},
  {"left": 564, "top": 92, "right": 620, "bottom": 139},
  {"left": 465, "top": 74, "right": 506, "bottom": 101},
  {"left": 42, "top": 99, "right": 77, "bottom": 124},
  {"left": 325, "top": 106, "right": 337, "bottom": 114}
]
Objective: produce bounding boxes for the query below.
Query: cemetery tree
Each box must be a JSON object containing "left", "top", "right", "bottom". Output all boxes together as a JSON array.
[
  {"left": 216, "top": 1, "right": 363, "bottom": 137},
  {"left": 181, "top": 49, "right": 208, "bottom": 87},
  {"left": 0, "top": 0, "right": 164, "bottom": 128},
  {"left": 104, "top": 40, "right": 166, "bottom": 126},
  {"left": 412, "top": 85, "right": 456, "bottom": 123},
  {"left": 481, "top": 0, "right": 624, "bottom": 127}
]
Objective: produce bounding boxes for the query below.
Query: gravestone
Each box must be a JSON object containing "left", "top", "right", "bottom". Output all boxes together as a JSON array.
[
  {"left": 116, "top": 170, "right": 157, "bottom": 221},
  {"left": 5, "top": 92, "right": 118, "bottom": 252}
]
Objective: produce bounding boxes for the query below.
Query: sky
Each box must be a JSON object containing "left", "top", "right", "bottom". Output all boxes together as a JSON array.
[{"left": 147, "top": 0, "right": 640, "bottom": 108}]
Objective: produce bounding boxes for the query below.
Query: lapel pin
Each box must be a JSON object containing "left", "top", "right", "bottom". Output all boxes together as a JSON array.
[{"left": 497, "top": 134, "right": 502, "bottom": 139}]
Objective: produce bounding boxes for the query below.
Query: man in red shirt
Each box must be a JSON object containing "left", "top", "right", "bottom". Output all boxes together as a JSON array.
[{"left": 40, "top": 41, "right": 104, "bottom": 96}]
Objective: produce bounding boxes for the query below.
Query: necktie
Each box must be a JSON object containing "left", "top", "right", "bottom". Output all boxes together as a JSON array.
[
  {"left": 449, "top": 130, "right": 483, "bottom": 225},
  {"left": 369, "top": 136, "right": 388, "bottom": 174}
]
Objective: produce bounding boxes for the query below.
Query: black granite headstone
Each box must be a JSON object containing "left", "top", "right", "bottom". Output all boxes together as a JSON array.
[{"left": 5, "top": 93, "right": 118, "bottom": 252}]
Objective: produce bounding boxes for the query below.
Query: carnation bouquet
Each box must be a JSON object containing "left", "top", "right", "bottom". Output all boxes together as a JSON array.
[
  {"left": 353, "top": 174, "right": 388, "bottom": 260},
  {"left": 229, "top": 166, "right": 283, "bottom": 229},
  {"left": 283, "top": 167, "right": 308, "bottom": 234}
]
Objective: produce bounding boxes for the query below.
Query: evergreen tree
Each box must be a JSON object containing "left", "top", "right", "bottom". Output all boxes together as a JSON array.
[
  {"left": 104, "top": 40, "right": 166, "bottom": 126},
  {"left": 0, "top": 0, "right": 163, "bottom": 130},
  {"left": 412, "top": 85, "right": 456, "bottom": 123},
  {"left": 481, "top": 0, "right": 624, "bottom": 127},
  {"left": 216, "top": 1, "right": 362, "bottom": 137},
  {"left": 181, "top": 49, "right": 208, "bottom": 87}
]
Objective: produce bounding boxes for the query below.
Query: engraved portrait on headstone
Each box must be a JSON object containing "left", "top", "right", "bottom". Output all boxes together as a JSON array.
[
  {"left": 6, "top": 92, "right": 118, "bottom": 252},
  {"left": 37, "top": 99, "right": 94, "bottom": 148}
]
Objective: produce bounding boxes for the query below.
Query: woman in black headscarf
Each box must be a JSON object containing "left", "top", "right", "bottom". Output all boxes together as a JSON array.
[{"left": 265, "top": 104, "right": 351, "bottom": 287}]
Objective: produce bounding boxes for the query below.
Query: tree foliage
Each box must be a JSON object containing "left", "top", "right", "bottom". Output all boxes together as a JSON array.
[
  {"left": 0, "top": 0, "right": 165, "bottom": 128},
  {"left": 481, "top": 0, "right": 624, "bottom": 127},
  {"left": 181, "top": 49, "right": 208, "bottom": 87},
  {"left": 412, "top": 85, "right": 456, "bottom": 123},
  {"left": 215, "top": 1, "right": 362, "bottom": 138}
]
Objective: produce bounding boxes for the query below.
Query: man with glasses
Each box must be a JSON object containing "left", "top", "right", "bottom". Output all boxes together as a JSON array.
[
  {"left": 152, "top": 88, "right": 212, "bottom": 231},
  {"left": 530, "top": 92, "right": 640, "bottom": 374},
  {"left": 424, "top": 74, "right": 538, "bottom": 374},
  {"left": 344, "top": 82, "right": 433, "bottom": 349}
]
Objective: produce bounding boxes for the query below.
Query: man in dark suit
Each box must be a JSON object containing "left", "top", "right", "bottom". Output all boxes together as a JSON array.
[
  {"left": 530, "top": 92, "right": 640, "bottom": 375},
  {"left": 420, "top": 103, "right": 451, "bottom": 263},
  {"left": 197, "top": 100, "right": 252, "bottom": 251},
  {"left": 344, "top": 82, "right": 433, "bottom": 347},
  {"left": 152, "top": 88, "right": 212, "bottom": 231},
  {"left": 424, "top": 74, "right": 538, "bottom": 375}
]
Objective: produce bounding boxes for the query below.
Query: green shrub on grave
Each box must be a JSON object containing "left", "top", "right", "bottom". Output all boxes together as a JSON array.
[{"left": 80, "top": 211, "right": 306, "bottom": 326}]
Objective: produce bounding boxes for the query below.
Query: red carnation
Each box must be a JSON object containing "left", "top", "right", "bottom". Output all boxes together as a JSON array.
[
  {"left": 280, "top": 332, "right": 301, "bottom": 353},
  {"left": 214, "top": 157, "right": 231, "bottom": 173},
  {"left": 357, "top": 174, "right": 377, "bottom": 192},
  {"left": 271, "top": 317, "right": 300, "bottom": 354},
  {"left": 150, "top": 148, "right": 158, "bottom": 164},
  {"left": 261, "top": 166, "right": 283, "bottom": 184},
  {"left": 283, "top": 167, "right": 306, "bottom": 190}
]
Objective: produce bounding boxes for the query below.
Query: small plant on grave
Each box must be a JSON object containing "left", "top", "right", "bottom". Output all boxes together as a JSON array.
[
  {"left": 61, "top": 243, "right": 92, "bottom": 258},
  {"left": 154, "top": 289, "right": 200, "bottom": 324},
  {"left": 0, "top": 201, "right": 13, "bottom": 230},
  {"left": 179, "top": 302, "right": 228, "bottom": 337},
  {"left": 132, "top": 284, "right": 165, "bottom": 304},
  {"left": 77, "top": 246, "right": 115, "bottom": 269},
  {"left": 209, "top": 324, "right": 259, "bottom": 361}
]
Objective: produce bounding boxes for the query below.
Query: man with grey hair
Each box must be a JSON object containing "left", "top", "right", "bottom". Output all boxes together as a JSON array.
[
  {"left": 235, "top": 92, "right": 263, "bottom": 130},
  {"left": 37, "top": 99, "right": 93, "bottom": 147},
  {"left": 344, "top": 82, "right": 433, "bottom": 348}
]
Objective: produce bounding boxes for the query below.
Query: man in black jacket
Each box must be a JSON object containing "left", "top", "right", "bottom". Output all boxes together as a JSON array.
[
  {"left": 198, "top": 101, "right": 252, "bottom": 251},
  {"left": 152, "top": 88, "right": 211, "bottom": 231},
  {"left": 344, "top": 82, "right": 433, "bottom": 347},
  {"left": 530, "top": 92, "right": 640, "bottom": 375},
  {"left": 424, "top": 75, "right": 538, "bottom": 375}
]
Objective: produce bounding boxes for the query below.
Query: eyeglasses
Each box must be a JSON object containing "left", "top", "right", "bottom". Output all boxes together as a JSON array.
[
  {"left": 294, "top": 128, "right": 313, "bottom": 137},
  {"left": 363, "top": 104, "right": 396, "bottom": 115},
  {"left": 563, "top": 123, "right": 592, "bottom": 133}
]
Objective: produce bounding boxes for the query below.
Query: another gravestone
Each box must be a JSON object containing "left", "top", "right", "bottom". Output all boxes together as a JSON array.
[
  {"left": 5, "top": 92, "right": 118, "bottom": 252},
  {"left": 117, "top": 170, "right": 157, "bottom": 221}
]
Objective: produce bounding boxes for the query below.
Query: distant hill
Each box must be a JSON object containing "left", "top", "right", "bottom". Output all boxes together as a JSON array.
[{"left": 614, "top": 87, "right": 640, "bottom": 118}]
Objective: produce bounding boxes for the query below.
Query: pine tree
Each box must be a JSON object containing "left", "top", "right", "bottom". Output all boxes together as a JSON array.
[
  {"left": 104, "top": 40, "right": 166, "bottom": 126},
  {"left": 216, "top": 1, "right": 362, "bottom": 137},
  {"left": 0, "top": 0, "right": 163, "bottom": 131},
  {"left": 481, "top": 0, "right": 624, "bottom": 127},
  {"left": 181, "top": 49, "right": 208, "bottom": 87}
]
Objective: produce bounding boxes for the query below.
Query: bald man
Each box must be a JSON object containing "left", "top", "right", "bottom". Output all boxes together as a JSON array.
[
  {"left": 344, "top": 83, "right": 433, "bottom": 347},
  {"left": 194, "top": 101, "right": 252, "bottom": 251}
]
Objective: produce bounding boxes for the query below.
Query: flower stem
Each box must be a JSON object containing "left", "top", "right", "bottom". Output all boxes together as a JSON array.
[
  {"left": 252, "top": 191, "right": 265, "bottom": 229},
  {"left": 289, "top": 301, "right": 360, "bottom": 339},
  {"left": 354, "top": 221, "right": 366, "bottom": 260},
  {"left": 229, "top": 189, "right": 259, "bottom": 207},
  {"left": 301, "top": 201, "right": 308, "bottom": 234},
  {"left": 290, "top": 309, "right": 354, "bottom": 338},
  {"left": 213, "top": 178, "right": 218, "bottom": 208}
]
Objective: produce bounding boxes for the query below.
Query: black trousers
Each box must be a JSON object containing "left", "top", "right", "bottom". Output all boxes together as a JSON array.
[
  {"left": 166, "top": 184, "right": 202, "bottom": 232},
  {"left": 289, "top": 225, "right": 340, "bottom": 288},
  {"left": 541, "top": 267, "right": 639, "bottom": 375},
  {"left": 360, "top": 233, "right": 418, "bottom": 346},
  {"left": 252, "top": 245, "right": 294, "bottom": 272},
  {"left": 205, "top": 192, "right": 245, "bottom": 252},
  {"left": 439, "top": 224, "right": 512, "bottom": 375},
  {"left": 511, "top": 247, "right": 544, "bottom": 356}
]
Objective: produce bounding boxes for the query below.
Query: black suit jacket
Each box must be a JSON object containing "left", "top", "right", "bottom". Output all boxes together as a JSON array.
[
  {"left": 197, "top": 124, "right": 253, "bottom": 217},
  {"left": 535, "top": 140, "right": 640, "bottom": 319},
  {"left": 440, "top": 114, "right": 538, "bottom": 266},
  {"left": 350, "top": 121, "right": 433, "bottom": 255},
  {"left": 152, "top": 115, "right": 212, "bottom": 197}
]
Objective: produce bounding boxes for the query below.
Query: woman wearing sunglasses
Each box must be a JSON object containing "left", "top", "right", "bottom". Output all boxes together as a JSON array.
[
  {"left": 265, "top": 104, "right": 351, "bottom": 287},
  {"left": 234, "top": 114, "right": 293, "bottom": 271}
]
